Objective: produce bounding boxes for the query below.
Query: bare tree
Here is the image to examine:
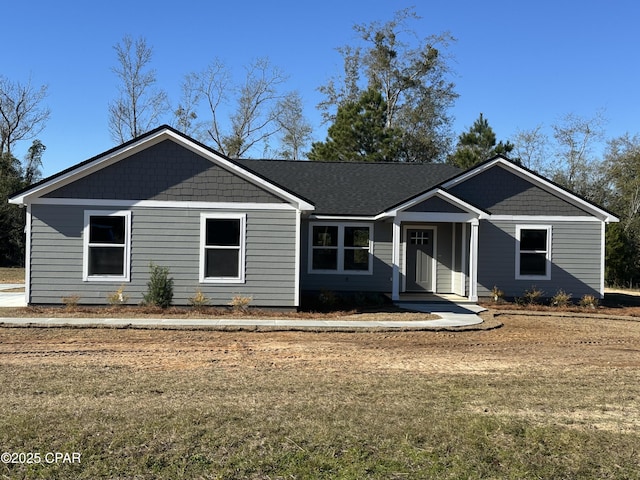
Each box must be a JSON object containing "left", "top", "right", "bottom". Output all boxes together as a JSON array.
[
  {"left": 173, "top": 72, "right": 202, "bottom": 136},
  {"left": 511, "top": 125, "right": 549, "bottom": 173},
  {"left": 223, "top": 58, "right": 289, "bottom": 158},
  {"left": 182, "top": 57, "right": 292, "bottom": 158},
  {"left": 551, "top": 111, "right": 607, "bottom": 201},
  {"left": 275, "top": 92, "right": 312, "bottom": 160},
  {"left": 108, "top": 35, "right": 168, "bottom": 143},
  {"left": 0, "top": 75, "right": 50, "bottom": 157}
]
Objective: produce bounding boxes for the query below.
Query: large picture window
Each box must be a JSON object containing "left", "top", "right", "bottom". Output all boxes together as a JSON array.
[
  {"left": 83, "top": 211, "right": 131, "bottom": 281},
  {"left": 200, "top": 213, "right": 246, "bottom": 283},
  {"left": 516, "top": 225, "right": 551, "bottom": 280},
  {"left": 309, "top": 223, "right": 373, "bottom": 274}
]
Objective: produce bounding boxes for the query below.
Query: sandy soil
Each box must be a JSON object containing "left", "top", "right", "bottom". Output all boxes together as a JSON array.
[{"left": 0, "top": 313, "right": 639, "bottom": 374}]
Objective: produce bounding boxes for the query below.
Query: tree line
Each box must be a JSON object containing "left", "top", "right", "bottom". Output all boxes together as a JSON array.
[{"left": 1, "top": 7, "right": 639, "bottom": 287}]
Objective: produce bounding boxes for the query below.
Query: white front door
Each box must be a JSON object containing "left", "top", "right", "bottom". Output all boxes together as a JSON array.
[{"left": 406, "top": 228, "right": 435, "bottom": 292}]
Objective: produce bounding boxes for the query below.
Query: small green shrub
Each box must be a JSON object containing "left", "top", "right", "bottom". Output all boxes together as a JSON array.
[
  {"left": 551, "top": 289, "right": 572, "bottom": 308},
  {"left": 143, "top": 263, "right": 174, "bottom": 309}
]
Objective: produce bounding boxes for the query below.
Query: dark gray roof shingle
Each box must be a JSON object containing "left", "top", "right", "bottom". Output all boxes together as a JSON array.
[{"left": 237, "top": 160, "right": 461, "bottom": 215}]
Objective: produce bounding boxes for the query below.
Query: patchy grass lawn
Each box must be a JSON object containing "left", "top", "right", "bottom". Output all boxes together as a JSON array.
[
  {"left": 1, "top": 314, "right": 639, "bottom": 479},
  {"left": 0, "top": 267, "right": 24, "bottom": 284}
]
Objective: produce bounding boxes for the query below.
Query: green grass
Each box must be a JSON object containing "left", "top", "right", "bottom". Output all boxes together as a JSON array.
[{"left": 1, "top": 363, "right": 639, "bottom": 479}]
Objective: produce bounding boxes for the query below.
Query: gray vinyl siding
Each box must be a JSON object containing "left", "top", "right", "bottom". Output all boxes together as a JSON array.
[
  {"left": 300, "top": 220, "right": 393, "bottom": 292},
  {"left": 435, "top": 224, "right": 453, "bottom": 292},
  {"left": 29, "top": 204, "right": 298, "bottom": 306},
  {"left": 476, "top": 219, "right": 602, "bottom": 298}
]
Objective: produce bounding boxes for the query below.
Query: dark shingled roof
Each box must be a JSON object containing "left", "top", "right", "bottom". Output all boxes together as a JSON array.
[{"left": 237, "top": 159, "right": 461, "bottom": 216}]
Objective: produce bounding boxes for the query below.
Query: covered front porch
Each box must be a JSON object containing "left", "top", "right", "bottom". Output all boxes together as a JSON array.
[{"left": 382, "top": 189, "right": 485, "bottom": 303}]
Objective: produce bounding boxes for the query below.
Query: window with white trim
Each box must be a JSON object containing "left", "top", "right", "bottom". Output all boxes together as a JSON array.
[
  {"left": 83, "top": 211, "right": 131, "bottom": 281},
  {"left": 200, "top": 213, "right": 246, "bottom": 283},
  {"left": 516, "top": 225, "right": 551, "bottom": 280},
  {"left": 309, "top": 223, "right": 373, "bottom": 274}
]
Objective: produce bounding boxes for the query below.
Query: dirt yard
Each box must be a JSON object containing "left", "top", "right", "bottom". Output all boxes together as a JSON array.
[{"left": 1, "top": 312, "right": 639, "bottom": 374}]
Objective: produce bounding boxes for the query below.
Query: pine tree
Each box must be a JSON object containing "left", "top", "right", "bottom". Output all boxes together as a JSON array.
[
  {"left": 308, "top": 89, "right": 403, "bottom": 162},
  {"left": 448, "top": 113, "right": 514, "bottom": 169}
]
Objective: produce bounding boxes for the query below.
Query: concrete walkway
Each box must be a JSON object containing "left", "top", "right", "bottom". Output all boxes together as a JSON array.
[
  {"left": 0, "top": 284, "right": 485, "bottom": 329},
  {"left": 0, "top": 314, "right": 483, "bottom": 329},
  {"left": 0, "top": 284, "right": 26, "bottom": 307}
]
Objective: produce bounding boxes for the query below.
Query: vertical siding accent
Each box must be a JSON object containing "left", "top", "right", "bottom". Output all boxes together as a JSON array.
[
  {"left": 435, "top": 224, "right": 453, "bottom": 293},
  {"left": 29, "top": 204, "right": 298, "bottom": 306}
]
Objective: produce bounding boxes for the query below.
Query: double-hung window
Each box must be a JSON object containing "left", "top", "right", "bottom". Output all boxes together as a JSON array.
[
  {"left": 309, "top": 223, "right": 373, "bottom": 274},
  {"left": 200, "top": 213, "right": 246, "bottom": 283},
  {"left": 516, "top": 225, "right": 551, "bottom": 280},
  {"left": 83, "top": 211, "right": 131, "bottom": 281}
]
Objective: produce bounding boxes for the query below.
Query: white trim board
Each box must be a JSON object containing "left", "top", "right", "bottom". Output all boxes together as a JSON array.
[{"left": 30, "top": 198, "right": 297, "bottom": 210}]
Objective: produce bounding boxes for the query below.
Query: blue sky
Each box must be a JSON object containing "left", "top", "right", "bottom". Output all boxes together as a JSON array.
[{"left": 5, "top": 0, "right": 639, "bottom": 177}]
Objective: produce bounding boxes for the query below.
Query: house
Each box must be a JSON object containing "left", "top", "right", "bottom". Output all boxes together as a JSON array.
[{"left": 9, "top": 125, "right": 619, "bottom": 308}]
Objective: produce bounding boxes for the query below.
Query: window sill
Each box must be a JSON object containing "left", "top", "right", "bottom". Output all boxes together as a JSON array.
[
  {"left": 308, "top": 270, "right": 373, "bottom": 276},
  {"left": 200, "top": 278, "right": 246, "bottom": 284},
  {"left": 515, "top": 274, "right": 551, "bottom": 281},
  {"left": 84, "top": 276, "right": 130, "bottom": 282}
]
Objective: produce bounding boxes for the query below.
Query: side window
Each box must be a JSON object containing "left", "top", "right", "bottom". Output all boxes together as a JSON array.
[
  {"left": 516, "top": 225, "right": 551, "bottom": 280},
  {"left": 200, "top": 213, "right": 246, "bottom": 283},
  {"left": 83, "top": 211, "right": 131, "bottom": 281}
]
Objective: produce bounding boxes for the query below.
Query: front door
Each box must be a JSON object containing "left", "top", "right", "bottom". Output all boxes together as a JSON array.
[{"left": 406, "top": 228, "right": 434, "bottom": 292}]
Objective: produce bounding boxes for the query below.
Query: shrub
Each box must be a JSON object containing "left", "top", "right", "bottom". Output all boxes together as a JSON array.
[
  {"left": 490, "top": 286, "right": 504, "bottom": 303},
  {"left": 523, "top": 285, "right": 544, "bottom": 305},
  {"left": 318, "top": 289, "right": 338, "bottom": 308},
  {"left": 61, "top": 295, "right": 80, "bottom": 311},
  {"left": 551, "top": 289, "right": 572, "bottom": 308},
  {"left": 143, "top": 263, "right": 174, "bottom": 309},
  {"left": 189, "top": 289, "right": 210, "bottom": 310},
  {"left": 229, "top": 295, "right": 252, "bottom": 312},
  {"left": 107, "top": 285, "right": 129, "bottom": 306},
  {"left": 580, "top": 294, "right": 599, "bottom": 309}
]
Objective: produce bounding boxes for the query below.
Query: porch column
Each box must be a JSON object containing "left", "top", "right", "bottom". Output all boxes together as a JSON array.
[
  {"left": 469, "top": 219, "right": 479, "bottom": 302},
  {"left": 391, "top": 218, "right": 401, "bottom": 301}
]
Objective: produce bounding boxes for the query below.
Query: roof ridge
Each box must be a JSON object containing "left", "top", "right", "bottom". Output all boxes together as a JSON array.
[{"left": 239, "top": 158, "right": 453, "bottom": 166}]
